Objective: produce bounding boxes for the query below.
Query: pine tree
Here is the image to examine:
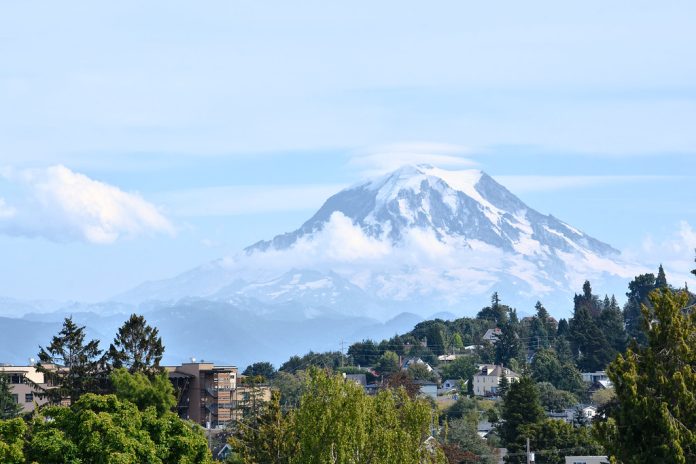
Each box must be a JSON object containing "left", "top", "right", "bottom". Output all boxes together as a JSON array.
[
  {"left": 499, "top": 376, "right": 544, "bottom": 447},
  {"left": 598, "top": 287, "right": 696, "bottom": 462},
  {"left": 107, "top": 314, "right": 164, "bottom": 376},
  {"left": 655, "top": 264, "right": 668, "bottom": 288},
  {"left": 569, "top": 305, "right": 614, "bottom": 372},
  {"left": 0, "top": 372, "right": 23, "bottom": 419},
  {"left": 623, "top": 272, "right": 657, "bottom": 345},
  {"left": 37, "top": 316, "right": 105, "bottom": 405},
  {"left": 598, "top": 295, "right": 627, "bottom": 353},
  {"left": 494, "top": 322, "right": 521, "bottom": 367}
]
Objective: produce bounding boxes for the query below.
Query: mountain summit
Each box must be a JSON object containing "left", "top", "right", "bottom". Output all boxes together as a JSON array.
[
  {"left": 117, "top": 165, "right": 635, "bottom": 317},
  {"left": 248, "top": 164, "right": 617, "bottom": 258}
]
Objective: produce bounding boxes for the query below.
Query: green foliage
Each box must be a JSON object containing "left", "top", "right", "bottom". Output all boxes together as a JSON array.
[
  {"left": 24, "top": 393, "right": 211, "bottom": 463},
  {"left": 279, "top": 351, "right": 347, "bottom": 372},
  {"left": 598, "top": 295, "right": 627, "bottom": 353},
  {"left": 37, "top": 316, "right": 106, "bottom": 405},
  {"left": 376, "top": 350, "right": 400, "bottom": 376},
  {"left": 348, "top": 340, "right": 380, "bottom": 366},
  {"left": 440, "top": 356, "right": 476, "bottom": 382},
  {"left": 598, "top": 288, "right": 696, "bottom": 463},
  {"left": 107, "top": 314, "right": 164, "bottom": 376},
  {"left": 568, "top": 302, "right": 614, "bottom": 372},
  {"left": 623, "top": 272, "right": 657, "bottom": 345},
  {"left": 242, "top": 361, "right": 276, "bottom": 381},
  {"left": 407, "top": 363, "right": 436, "bottom": 382},
  {"left": 0, "top": 373, "right": 22, "bottom": 420},
  {"left": 232, "top": 369, "right": 446, "bottom": 464},
  {"left": 499, "top": 377, "right": 544, "bottom": 447},
  {"left": 494, "top": 322, "right": 521, "bottom": 367},
  {"left": 531, "top": 349, "right": 584, "bottom": 396},
  {"left": 477, "top": 292, "right": 510, "bottom": 325},
  {"left": 507, "top": 419, "right": 603, "bottom": 464},
  {"left": 271, "top": 371, "right": 307, "bottom": 408},
  {"left": 110, "top": 368, "right": 176, "bottom": 416},
  {"left": 535, "top": 382, "right": 578, "bottom": 412},
  {"left": 444, "top": 417, "right": 495, "bottom": 464},
  {"left": 0, "top": 418, "right": 26, "bottom": 464}
]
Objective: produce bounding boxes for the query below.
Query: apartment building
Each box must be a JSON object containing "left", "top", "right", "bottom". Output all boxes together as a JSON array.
[
  {"left": 473, "top": 364, "right": 519, "bottom": 397},
  {"left": 0, "top": 364, "right": 50, "bottom": 414},
  {"left": 166, "top": 361, "right": 238, "bottom": 428}
]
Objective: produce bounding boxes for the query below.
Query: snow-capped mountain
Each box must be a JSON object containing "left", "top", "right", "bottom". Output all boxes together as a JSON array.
[{"left": 115, "top": 165, "right": 638, "bottom": 317}]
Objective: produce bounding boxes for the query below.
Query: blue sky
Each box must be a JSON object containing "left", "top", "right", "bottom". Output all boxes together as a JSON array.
[{"left": 0, "top": 1, "right": 695, "bottom": 301}]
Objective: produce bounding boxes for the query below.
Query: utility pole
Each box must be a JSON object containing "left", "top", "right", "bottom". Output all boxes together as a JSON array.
[
  {"left": 526, "top": 436, "right": 535, "bottom": 463},
  {"left": 340, "top": 339, "right": 345, "bottom": 367}
]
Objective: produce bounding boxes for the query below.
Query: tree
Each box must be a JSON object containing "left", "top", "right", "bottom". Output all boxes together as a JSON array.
[
  {"left": 444, "top": 417, "right": 495, "bottom": 464},
  {"left": 107, "top": 314, "right": 164, "bottom": 376},
  {"left": 242, "top": 361, "right": 276, "bottom": 381},
  {"left": 385, "top": 371, "right": 421, "bottom": 399},
  {"left": 623, "top": 272, "right": 657, "bottom": 345},
  {"left": 598, "top": 295, "right": 627, "bottom": 353},
  {"left": 24, "top": 393, "right": 212, "bottom": 463},
  {"left": 376, "top": 350, "right": 400, "bottom": 376},
  {"left": 508, "top": 419, "right": 603, "bottom": 464},
  {"left": 0, "top": 373, "right": 22, "bottom": 420},
  {"left": 655, "top": 264, "right": 668, "bottom": 288},
  {"left": 499, "top": 377, "right": 544, "bottom": 447},
  {"left": 440, "top": 356, "right": 476, "bottom": 382},
  {"left": 231, "top": 369, "right": 446, "bottom": 464},
  {"left": 37, "top": 316, "right": 105, "bottom": 405},
  {"left": 451, "top": 333, "right": 464, "bottom": 353},
  {"left": 535, "top": 382, "right": 578, "bottom": 412},
  {"left": 407, "top": 363, "right": 436, "bottom": 382},
  {"left": 568, "top": 304, "right": 614, "bottom": 372},
  {"left": 477, "top": 292, "right": 509, "bottom": 325},
  {"left": 0, "top": 418, "right": 25, "bottom": 463},
  {"left": 597, "top": 288, "right": 696, "bottom": 463},
  {"left": 110, "top": 368, "right": 176, "bottom": 416},
  {"left": 348, "top": 340, "right": 380, "bottom": 367},
  {"left": 494, "top": 322, "right": 521, "bottom": 367}
]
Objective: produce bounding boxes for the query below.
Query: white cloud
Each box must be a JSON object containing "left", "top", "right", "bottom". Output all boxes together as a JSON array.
[
  {"left": 0, "top": 165, "right": 174, "bottom": 244},
  {"left": 157, "top": 184, "right": 348, "bottom": 217},
  {"left": 350, "top": 142, "right": 476, "bottom": 176},
  {"left": 624, "top": 221, "right": 696, "bottom": 287}
]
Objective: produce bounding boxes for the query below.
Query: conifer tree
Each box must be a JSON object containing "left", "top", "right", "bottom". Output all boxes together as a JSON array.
[
  {"left": 598, "top": 287, "right": 696, "bottom": 462},
  {"left": 655, "top": 264, "right": 668, "bottom": 288},
  {"left": 107, "top": 314, "right": 164, "bottom": 376},
  {"left": 494, "top": 322, "right": 521, "bottom": 367},
  {"left": 0, "top": 373, "right": 22, "bottom": 419},
  {"left": 623, "top": 272, "right": 657, "bottom": 345},
  {"left": 598, "top": 295, "right": 627, "bottom": 353},
  {"left": 499, "top": 376, "right": 544, "bottom": 447},
  {"left": 37, "top": 316, "right": 105, "bottom": 405}
]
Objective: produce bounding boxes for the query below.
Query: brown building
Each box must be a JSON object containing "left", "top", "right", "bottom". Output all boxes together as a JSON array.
[
  {"left": 166, "top": 361, "right": 238, "bottom": 428},
  {"left": 0, "top": 364, "right": 51, "bottom": 414}
]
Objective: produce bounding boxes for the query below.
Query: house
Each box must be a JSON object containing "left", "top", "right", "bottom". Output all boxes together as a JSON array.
[
  {"left": 166, "top": 361, "right": 238, "bottom": 428},
  {"left": 0, "top": 364, "right": 52, "bottom": 414},
  {"left": 482, "top": 328, "right": 502, "bottom": 343},
  {"left": 437, "top": 354, "right": 457, "bottom": 363},
  {"left": 344, "top": 373, "right": 367, "bottom": 387},
  {"left": 548, "top": 405, "right": 597, "bottom": 424},
  {"left": 414, "top": 380, "right": 438, "bottom": 400},
  {"left": 581, "top": 371, "right": 609, "bottom": 384},
  {"left": 473, "top": 364, "right": 519, "bottom": 396},
  {"left": 441, "top": 379, "right": 462, "bottom": 391},
  {"left": 564, "top": 457, "right": 609, "bottom": 464},
  {"left": 401, "top": 357, "right": 433, "bottom": 372}
]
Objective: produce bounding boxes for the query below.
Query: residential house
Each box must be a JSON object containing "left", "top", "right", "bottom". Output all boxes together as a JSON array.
[
  {"left": 473, "top": 364, "right": 519, "bottom": 397},
  {"left": 344, "top": 373, "right": 367, "bottom": 387},
  {"left": 414, "top": 380, "right": 438, "bottom": 400},
  {"left": 482, "top": 328, "right": 502, "bottom": 343},
  {"left": 401, "top": 357, "right": 433, "bottom": 372},
  {"left": 0, "top": 364, "right": 51, "bottom": 414}
]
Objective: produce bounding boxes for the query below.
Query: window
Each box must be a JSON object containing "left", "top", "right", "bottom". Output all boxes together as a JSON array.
[
  {"left": 10, "top": 374, "right": 24, "bottom": 384},
  {"left": 11, "top": 394, "right": 18, "bottom": 404},
  {"left": 25, "top": 393, "right": 33, "bottom": 403}
]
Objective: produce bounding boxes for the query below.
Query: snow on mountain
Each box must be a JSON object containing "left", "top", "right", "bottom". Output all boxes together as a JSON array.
[{"left": 115, "top": 165, "right": 640, "bottom": 318}]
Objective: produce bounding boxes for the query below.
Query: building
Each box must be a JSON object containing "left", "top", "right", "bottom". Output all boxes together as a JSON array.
[
  {"left": 482, "top": 328, "right": 502, "bottom": 343},
  {"left": 344, "top": 373, "right": 367, "bottom": 387},
  {"left": 233, "top": 382, "right": 272, "bottom": 420},
  {"left": 401, "top": 357, "right": 433, "bottom": 372},
  {"left": 473, "top": 364, "right": 519, "bottom": 396},
  {"left": 581, "top": 371, "right": 609, "bottom": 384},
  {"left": 414, "top": 380, "right": 438, "bottom": 400},
  {"left": 166, "top": 361, "right": 238, "bottom": 428},
  {"left": 0, "top": 364, "right": 51, "bottom": 414}
]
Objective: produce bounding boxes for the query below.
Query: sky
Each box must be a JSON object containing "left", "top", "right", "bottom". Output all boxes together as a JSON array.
[{"left": 0, "top": 1, "right": 695, "bottom": 302}]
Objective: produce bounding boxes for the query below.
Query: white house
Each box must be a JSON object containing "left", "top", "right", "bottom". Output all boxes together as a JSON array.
[
  {"left": 473, "top": 364, "right": 519, "bottom": 396},
  {"left": 402, "top": 357, "right": 433, "bottom": 372},
  {"left": 482, "top": 328, "right": 502, "bottom": 343}
]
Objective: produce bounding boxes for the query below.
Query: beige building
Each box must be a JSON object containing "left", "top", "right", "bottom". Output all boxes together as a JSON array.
[
  {"left": 473, "top": 364, "right": 519, "bottom": 397},
  {"left": 0, "top": 364, "right": 51, "bottom": 414},
  {"left": 166, "top": 361, "right": 238, "bottom": 428}
]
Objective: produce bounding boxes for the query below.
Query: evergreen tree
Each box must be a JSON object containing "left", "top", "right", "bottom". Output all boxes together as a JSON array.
[
  {"left": 598, "top": 295, "right": 627, "bottom": 353},
  {"left": 655, "top": 264, "right": 668, "bottom": 288},
  {"left": 0, "top": 373, "right": 22, "bottom": 419},
  {"left": 37, "top": 316, "right": 105, "bottom": 405},
  {"left": 623, "top": 272, "right": 657, "bottom": 345},
  {"left": 494, "top": 322, "right": 521, "bottom": 367},
  {"left": 497, "top": 371, "right": 510, "bottom": 398},
  {"left": 598, "top": 287, "right": 696, "bottom": 462},
  {"left": 242, "top": 361, "right": 276, "bottom": 380},
  {"left": 107, "top": 314, "right": 164, "bottom": 376},
  {"left": 499, "top": 376, "right": 544, "bottom": 447},
  {"left": 569, "top": 303, "right": 614, "bottom": 372},
  {"left": 476, "top": 292, "right": 509, "bottom": 325}
]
